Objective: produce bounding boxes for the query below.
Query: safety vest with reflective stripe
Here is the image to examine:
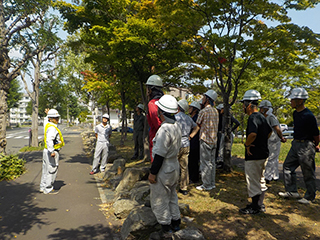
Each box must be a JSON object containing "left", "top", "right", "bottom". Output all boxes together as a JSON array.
[{"left": 44, "top": 123, "right": 65, "bottom": 150}]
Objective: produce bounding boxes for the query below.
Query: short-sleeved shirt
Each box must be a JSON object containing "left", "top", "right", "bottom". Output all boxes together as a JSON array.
[
  {"left": 293, "top": 108, "right": 319, "bottom": 141},
  {"left": 266, "top": 113, "right": 280, "bottom": 142},
  {"left": 152, "top": 121, "right": 182, "bottom": 160},
  {"left": 95, "top": 123, "right": 112, "bottom": 143},
  {"left": 175, "top": 111, "right": 197, "bottom": 148},
  {"left": 245, "top": 112, "right": 272, "bottom": 160},
  {"left": 196, "top": 105, "right": 219, "bottom": 145}
]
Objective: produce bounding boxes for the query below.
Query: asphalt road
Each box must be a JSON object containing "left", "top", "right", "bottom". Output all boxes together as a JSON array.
[
  {"left": 6, "top": 126, "right": 45, "bottom": 154},
  {"left": 0, "top": 127, "right": 121, "bottom": 240}
]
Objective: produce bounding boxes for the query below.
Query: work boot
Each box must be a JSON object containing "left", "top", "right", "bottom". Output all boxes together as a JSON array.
[
  {"left": 160, "top": 224, "right": 173, "bottom": 239},
  {"left": 171, "top": 218, "right": 181, "bottom": 232}
]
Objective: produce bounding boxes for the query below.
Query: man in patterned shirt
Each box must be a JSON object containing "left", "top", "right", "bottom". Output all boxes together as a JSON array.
[
  {"left": 175, "top": 99, "right": 197, "bottom": 195},
  {"left": 190, "top": 90, "right": 219, "bottom": 191}
]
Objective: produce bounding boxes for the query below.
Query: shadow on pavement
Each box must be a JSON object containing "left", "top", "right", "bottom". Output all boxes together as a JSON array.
[
  {"left": 19, "top": 151, "right": 43, "bottom": 163},
  {"left": 0, "top": 181, "right": 56, "bottom": 240},
  {"left": 65, "top": 153, "right": 91, "bottom": 165},
  {"left": 47, "top": 224, "right": 119, "bottom": 240},
  {"left": 54, "top": 180, "right": 66, "bottom": 191}
]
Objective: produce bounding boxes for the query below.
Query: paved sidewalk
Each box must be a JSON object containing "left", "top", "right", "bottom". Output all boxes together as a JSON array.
[{"left": 0, "top": 129, "right": 121, "bottom": 240}]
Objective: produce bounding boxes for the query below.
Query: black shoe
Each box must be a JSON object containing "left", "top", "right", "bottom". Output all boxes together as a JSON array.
[
  {"left": 266, "top": 179, "right": 270, "bottom": 184},
  {"left": 178, "top": 189, "right": 188, "bottom": 195},
  {"left": 171, "top": 219, "right": 181, "bottom": 232},
  {"left": 239, "top": 204, "right": 260, "bottom": 215},
  {"left": 139, "top": 155, "right": 144, "bottom": 160},
  {"left": 260, "top": 204, "right": 266, "bottom": 212},
  {"left": 216, "top": 162, "right": 224, "bottom": 169}
]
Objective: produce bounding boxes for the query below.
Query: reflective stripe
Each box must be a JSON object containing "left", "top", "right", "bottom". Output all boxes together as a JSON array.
[{"left": 44, "top": 123, "right": 65, "bottom": 149}]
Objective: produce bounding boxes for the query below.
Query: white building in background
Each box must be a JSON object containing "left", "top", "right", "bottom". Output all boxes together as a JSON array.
[{"left": 9, "top": 94, "right": 31, "bottom": 126}]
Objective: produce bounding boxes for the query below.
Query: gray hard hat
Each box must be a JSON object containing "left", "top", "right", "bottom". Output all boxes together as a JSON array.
[
  {"left": 204, "top": 90, "right": 218, "bottom": 101},
  {"left": 240, "top": 89, "right": 261, "bottom": 102},
  {"left": 190, "top": 101, "right": 201, "bottom": 110},
  {"left": 178, "top": 99, "right": 189, "bottom": 112},
  {"left": 287, "top": 88, "right": 309, "bottom": 100},
  {"left": 137, "top": 104, "right": 144, "bottom": 111},
  {"left": 146, "top": 75, "right": 163, "bottom": 87},
  {"left": 259, "top": 100, "right": 272, "bottom": 108}
]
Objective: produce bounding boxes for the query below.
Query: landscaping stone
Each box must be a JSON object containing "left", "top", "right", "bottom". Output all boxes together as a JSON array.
[
  {"left": 115, "top": 167, "right": 149, "bottom": 193},
  {"left": 113, "top": 199, "right": 140, "bottom": 219},
  {"left": 120, "top": 206, "right": 158, "bottom": 240},
  {"left": 172, "top": 228, "right": 205, "bottom": 240}
]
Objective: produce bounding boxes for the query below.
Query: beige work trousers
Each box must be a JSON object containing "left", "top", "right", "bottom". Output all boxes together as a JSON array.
[{"left": 178, "top": 146, "right": 190, "bottom": 191}]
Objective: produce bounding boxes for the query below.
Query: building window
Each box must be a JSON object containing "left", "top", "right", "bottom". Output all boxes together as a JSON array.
[{"left": 20, "top": 113, "right": 23, "bottom": 117}]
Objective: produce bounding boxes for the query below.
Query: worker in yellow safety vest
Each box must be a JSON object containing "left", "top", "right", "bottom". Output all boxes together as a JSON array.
[{"left": 40, "top": 109, "right": 65, "bottom": 194}]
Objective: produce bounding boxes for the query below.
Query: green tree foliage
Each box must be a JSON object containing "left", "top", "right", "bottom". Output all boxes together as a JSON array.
[
  {"left": 156, "top": 0, "right": 320, "bottom": 171},
  {"left": 7, "top": 78, "right": 23, "bottom": 110},
  {"left": 0, "top": 0, "right": 52, "bottom": 153},
  {"left": 0, "top": 154, "right": 25, "bottom": 181}
]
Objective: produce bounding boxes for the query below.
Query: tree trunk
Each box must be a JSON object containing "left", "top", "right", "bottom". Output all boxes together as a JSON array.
[
  {"left": 139, "top": 81, "right": 150, "bottom": 161},
  {"left": 222, "top": 100, "right": 232, "bottom": 173},
  {"left": 31, "top": 59, "right": 41, "bottom": 147},
  {"left": 0, "top": 5, "right": 10, "bottom": 153},
  {"left": 120, "top": 90, "right": 126, "bottom": 146},
  {"left": 0, "top": 89, "right": 8, "bottom": 153}
]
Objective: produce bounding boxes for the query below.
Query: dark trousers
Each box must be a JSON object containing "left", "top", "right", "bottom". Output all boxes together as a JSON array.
[
  {"left": 188, "top": 146, "right": 200, "bottom": 183},
  {"left": 283, "top": 140, "right": 316, "bottom": 201},
  {"left": 133, "top": 131, "right": 144, "bottom": 158}
]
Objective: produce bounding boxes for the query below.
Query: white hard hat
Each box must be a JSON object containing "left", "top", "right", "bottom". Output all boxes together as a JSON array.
[
  {"left": 102, "top": 113, "right": 109, "bottom": 119},
  {"left": 216, "top": 104, "right": 224, "bottom": 110},
  {"left": 178, "top": 99, "right": 189, "bottom": 112},
  {"left": 146, "top": 75, "right": 163, "bottom": 87},
  {"left": 155, "top": 95, "right": 178, "bottom": 114},
  {"left": 204, "top": 90, "right": 218, "bottom": 101},
  {"left": 137, "top": 104, "right": 144, "bottom": 111},
  {"left": 190, "top": 101, "right": 201, "bottom": 110},
  {"left": 47, "top": 109, "right": 60, "bottom": 117},
  {"left": 259, "top": 100, "right": 272, "bottom": 108},
  {"left": 288, "top": 87, "right": 309, "bottom": 100},
  {"left": 240, "top": 89, "right": 261, "bottom": 102}
]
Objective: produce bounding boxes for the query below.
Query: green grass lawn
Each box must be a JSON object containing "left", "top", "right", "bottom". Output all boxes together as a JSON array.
[{"left": 232, "top": 138, "right": 320, "bottom": 166}]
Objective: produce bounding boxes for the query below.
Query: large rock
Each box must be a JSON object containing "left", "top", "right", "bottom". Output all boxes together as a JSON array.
[
  {"left": 108, "top": 153, "right": 123, "bottom": 163},
  {"left": 109, "top": 158, "right": 126, "bottom": 172},
  {"left": 130, "top": 181, "right": 150, "bottom": 203},
  {"left": 113, "top": 199, "right": 140, "bottom": 219},
  {"left": 120, "top": 206, "right": 158, "bottom": 240},
  {"left": 149, "top": 227, "right": 205, "bottom": 240},
  {"left": 115, "top": 167, "right": 149, "bottom": 193},
  {"left": 172, "top": 228, "right": 205, "bottom": 240},
  {"left": 178, "top": 203, "right": 190, "bottom": 216}
]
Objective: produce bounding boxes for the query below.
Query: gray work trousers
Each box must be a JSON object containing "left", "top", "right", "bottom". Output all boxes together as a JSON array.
[
  {"left": 40, "top": 149, "right": 59, "bottom": 194},
  {"left": 217, "top": 133, "right": 234, "bottom": 163},
  {"left": 265, "top": 140, "right": 281, "bottom": 181},
  {"left": 283, "top": 140, "right": 316, "bottom": 201},
  {"left": 133, "top": 131, "right": 144, "bottom": 158},
  {"left": 92, "top": 141, "right": 109, "bottom": 172},
  {"left": 199, "top": 140, "right": 216, "bottom": 189},
  {"left": 150, "top": 160, "right": 180, "bottom": 225}
]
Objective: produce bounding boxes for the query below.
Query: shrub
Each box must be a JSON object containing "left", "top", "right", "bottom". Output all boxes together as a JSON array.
[{"left": 0, "top": 154, "right": 26, "bottom": 181}]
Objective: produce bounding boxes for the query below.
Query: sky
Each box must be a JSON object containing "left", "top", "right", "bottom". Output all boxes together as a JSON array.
[
  {"left": 288, "top": 6, "right": 320, "bottom": 33},
  {"left": 19, "top": 4, "right": 320, "bottom": 92}
]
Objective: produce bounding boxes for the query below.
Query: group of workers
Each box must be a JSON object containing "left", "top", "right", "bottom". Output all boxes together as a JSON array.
[
  {"left": 39, "top": 74, "right": 319, "bottom": 239},
  {"left": 143, "top": 75, "right": 319, "bottom": 238}
]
